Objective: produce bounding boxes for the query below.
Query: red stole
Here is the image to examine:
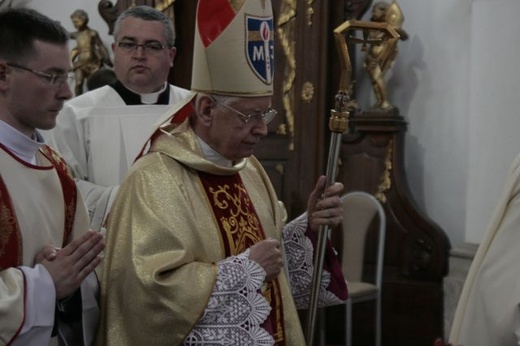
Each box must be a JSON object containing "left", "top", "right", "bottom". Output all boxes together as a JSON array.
[
  {"left": 198, "top": 171, "right": 286, "bottom": 345},
  {"left": 0, "top": 144, "right": 77, "bottom": 270}
]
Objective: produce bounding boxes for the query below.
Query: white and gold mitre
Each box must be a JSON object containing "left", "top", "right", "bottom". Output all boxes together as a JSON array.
[{"left": 191, "top": 0, "right": 274, "bottom": 96}]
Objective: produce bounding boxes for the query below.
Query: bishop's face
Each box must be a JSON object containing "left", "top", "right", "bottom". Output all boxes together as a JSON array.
[{"left": 203, "top": 96, "right": 272, "bottom": 161}]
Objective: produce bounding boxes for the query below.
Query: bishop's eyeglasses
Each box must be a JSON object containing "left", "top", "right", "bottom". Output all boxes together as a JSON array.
[{"left": 212, "top": 98, "right": 277, "bottom": 125}]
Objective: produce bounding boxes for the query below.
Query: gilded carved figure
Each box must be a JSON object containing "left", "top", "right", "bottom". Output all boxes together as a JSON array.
[
  {"left": 364, "top": 1, "right": 407, "bottom": 110},
  {"left": 70, "top": 9, "right": 113, "bottom": 95}
]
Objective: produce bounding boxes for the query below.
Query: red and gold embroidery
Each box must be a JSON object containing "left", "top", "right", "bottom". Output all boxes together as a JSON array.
[
  {"left": 0, "top": 175, "right": 22, "bottom": 270},
  {"left": 198, "top": 172, "right": 286, "bottom": 344},
  {"left": 0, "top": 145, "right": 78, "bottom": 269},
  {"left": 40, "top": 145, "right": 77, "bottom": 247}
]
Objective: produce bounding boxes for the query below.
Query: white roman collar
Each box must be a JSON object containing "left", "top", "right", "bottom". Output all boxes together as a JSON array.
[
  {"left": 0, "top": 120, "right": 44, "bottom": 164},
  {"left": 197, "top": 136, "right": 233, "bottom": 168},
  {"left": 128, "top": 82, "right": 168, "bottom": 104}
]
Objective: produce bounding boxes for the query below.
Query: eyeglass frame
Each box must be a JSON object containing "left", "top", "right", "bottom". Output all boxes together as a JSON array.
[
  {"left": 212, "top": 97, "right": 277, "bottom": 125},
  {"left": 6, "top": 62, "right": 73, "bottom": 87},
  {"left": 116, "top": 41, "right": 169, "bottom": 54}
]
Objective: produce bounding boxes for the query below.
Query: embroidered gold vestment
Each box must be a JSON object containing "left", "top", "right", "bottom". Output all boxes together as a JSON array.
[{"left": 98, "top": 119, "right": 306, "bottom": 345}]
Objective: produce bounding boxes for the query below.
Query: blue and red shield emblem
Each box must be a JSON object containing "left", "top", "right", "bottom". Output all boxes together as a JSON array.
[{"left": 246, "top": 15, "right": 274, "bottom": 85}]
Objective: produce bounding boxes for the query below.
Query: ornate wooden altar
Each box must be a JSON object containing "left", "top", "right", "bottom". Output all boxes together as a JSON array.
[{"left": 98, "top": 1, "right": 450, "bottom": 345}]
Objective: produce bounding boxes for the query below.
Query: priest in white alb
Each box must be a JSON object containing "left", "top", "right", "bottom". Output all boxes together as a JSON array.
[{"left": 45, "top": 5, "right": 189, "bottom": 230}]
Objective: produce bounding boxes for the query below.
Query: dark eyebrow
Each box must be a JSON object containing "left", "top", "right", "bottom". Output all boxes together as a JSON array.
[{"left": 119, "top": 37, "right": 164, "bottom": 45}]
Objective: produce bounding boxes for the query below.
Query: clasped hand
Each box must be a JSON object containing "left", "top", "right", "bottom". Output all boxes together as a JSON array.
[
  {"left": 35, "top": 230, "right": 105, "bottom": 300},
  {"left": 249, "top": 238, "right": 282, "bottom": 282}
]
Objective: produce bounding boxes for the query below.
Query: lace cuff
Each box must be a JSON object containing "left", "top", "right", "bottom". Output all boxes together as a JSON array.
[
  {"left": 184, "top": 251, "right": 274, "bottom": 345},
  {"left": 283, "top": 213, "right": 346, "bottom": 308}
]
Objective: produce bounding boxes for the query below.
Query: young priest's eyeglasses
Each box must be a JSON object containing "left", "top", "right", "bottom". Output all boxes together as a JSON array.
[
  {"left": 6, "top": 62, "right": 73, "bottom": 87},
  {"left": 212, "top": 98, "right": 277, "bottom": 125}
]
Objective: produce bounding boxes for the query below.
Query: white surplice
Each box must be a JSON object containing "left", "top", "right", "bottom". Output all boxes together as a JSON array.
[{"left": 44, "top": 84, "right": 189, "bottom": 230}]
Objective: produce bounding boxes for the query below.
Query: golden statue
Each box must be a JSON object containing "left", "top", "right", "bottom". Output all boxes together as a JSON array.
[
  {"left": 70, "top": 9, "right": 113, "bottom": 95},
  {"left": 363, "top": 1, "right": 408, "bottom": 110}
]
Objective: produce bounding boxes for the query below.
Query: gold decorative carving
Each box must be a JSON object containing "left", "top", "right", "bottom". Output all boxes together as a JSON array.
[
  {"left": 375, "top": 139, "right": 393, "bottom": 203},
  {"left": 275, "top": 164, "right": 284, "bottom": 175},
  {"left": 301, "top": 82, "right": 314, "bottom": 103},
  {"left": 155, "top": 0, "right": 175, "bottom": 12},
  {"left": 333, "top": 2, "right": 402, "bottom": 114},
  {"left": 362, "top": 1, "right": 408, "bottom": 110},
  {"left": 307, "top": 0, "right": 315, "bottom": 26},
  {"left": 277, "top": 0, "right": 297, "bottom": 150},
  {"left": 69, "top": 9, "right": 113, "bottom": 95}
]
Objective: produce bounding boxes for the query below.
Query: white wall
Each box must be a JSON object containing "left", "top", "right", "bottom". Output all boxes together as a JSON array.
[
  {"left": 397, "top": 0, "right": 520, "bottom": 246},
  {"left": 18, "top": 0, "right": 520, "bottom": 247},
  {"left": 465, "top": 0, "right": 520, "bottom": 244}
]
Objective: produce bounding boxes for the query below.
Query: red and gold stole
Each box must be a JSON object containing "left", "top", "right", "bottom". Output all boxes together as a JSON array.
[
  {"left": 40, "top": 145, "right": 77, "bottom": 247},
  {"left": 198, "top": 171, "right": 286, "bottom": 345},
  {"left": 0, "top": 144, "right": 76, "bottom": 270},
  {"left": 0, "top": 173, "right": 21, "bottom": 270}
]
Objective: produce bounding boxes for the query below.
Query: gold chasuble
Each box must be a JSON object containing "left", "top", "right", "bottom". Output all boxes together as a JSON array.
[
  {"left": 98, "top": 1, "right": 346, "bottom": 344},
  {"left": 198, "top": 172, "right": 285, "bottom": 343},
  {"left": 98, "top": 119, "right": 306, "bottom": 345}
]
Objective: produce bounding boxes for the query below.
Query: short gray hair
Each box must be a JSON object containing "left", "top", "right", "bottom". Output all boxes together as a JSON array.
[
  {"left": 113, "top": 5, "right": 175, "bottom": 47},
  {"left": 194, "top": 94, "right": 240, "bottom": 116},
  {"left": 211, "top": 94, "right": 240, "bottom": 107}
]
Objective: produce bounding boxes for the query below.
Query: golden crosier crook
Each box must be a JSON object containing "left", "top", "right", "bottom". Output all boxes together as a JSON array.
[{"left": 304, "top": 17, "right": 401, "bottom": 346}]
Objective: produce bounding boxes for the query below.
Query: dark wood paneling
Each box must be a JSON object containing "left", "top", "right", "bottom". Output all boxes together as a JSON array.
[{"left": 169, "top": 0, "right": 196, "bottom": 90}]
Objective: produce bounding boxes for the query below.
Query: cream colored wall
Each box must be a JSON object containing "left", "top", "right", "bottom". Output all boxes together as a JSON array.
[{"left": 24, "top": 0, "right": 520, "bottom": 247}]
